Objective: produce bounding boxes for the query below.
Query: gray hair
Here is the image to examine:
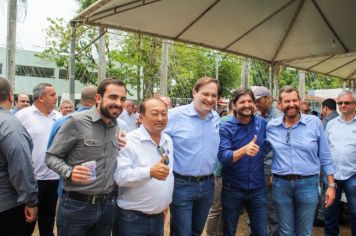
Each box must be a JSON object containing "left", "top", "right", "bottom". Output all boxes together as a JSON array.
[
  {"left": 33, "top": 83, "right": 52, "bottom": 101},
  {"left": 60, "top": 99, "right": 74, "bottom": 108},
  {"left": 338, "top": 89, "right": 356, "bottom": 102}
]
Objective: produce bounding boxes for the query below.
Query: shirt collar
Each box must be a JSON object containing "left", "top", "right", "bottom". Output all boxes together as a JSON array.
[
  {"left": 32, "top": 104, "right": 58, "bottom": 118},
  {"left": 186, "top": 102, "right": 214, "bottom": 119},
  {"left": 138, "top": 125, "right": 168, "bottom": 146},
  {"left": 337, "top": 114, "right": 356, "bottom": 124},
  {"left": 232, "top": 114, "right": 255, "bottom": 125},
  {"left": 273, "top": 113, "right": 306, "bottom": 127},
  {"left": 88, "top": 108, "right": 117, "bottom": 127}
]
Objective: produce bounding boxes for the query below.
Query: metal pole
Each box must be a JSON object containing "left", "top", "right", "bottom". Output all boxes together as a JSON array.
[
  {"left": 6, "top": 0, "right": 17, "bottom": 89},
  {"left": 298, "top": 70, "right": 306, "bottom": 101},
  {"left": 98, "top": 26, "right": 106, "bottom": 82},
  {"left": 215, "top": 55, "right": 219, "bottom": 80},
  {"left": 241, "top": 57, "right": 250, "bottom": 89},
  {"left": 273, "top": 64, "right": 280, "bottom": 99},
  {"left": 69, "top": 22, "right": 76, "bottom": 103},
  {"left": 160, "top": 39, "right": 170, "bottom": 96}
]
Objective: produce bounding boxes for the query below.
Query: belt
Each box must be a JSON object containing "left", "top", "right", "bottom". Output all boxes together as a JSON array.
[
  {"left": 273, "top": 174, "right": 318, "bottom": 181},
  {"left": 63, "top": 190, "right": 113, "bottom": 204},
  {"left": 173, "top": 172, "right": 214, "bottom": 182},
  {"left": 118, "top": 207, "right": 163, "bottom": 217}
]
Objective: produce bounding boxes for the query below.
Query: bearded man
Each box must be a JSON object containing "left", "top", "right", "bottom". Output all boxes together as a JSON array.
[
  {"left": 218, "top": 88, "right": 268, "bottom": 236},
  {"left": 45, "top": 78, "right": 127, "bottom": 236},
  {"left": 266, "top": 86, "right": 335, "bottom": 236}
]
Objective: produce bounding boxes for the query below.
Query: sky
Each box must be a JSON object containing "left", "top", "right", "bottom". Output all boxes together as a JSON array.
[{"left": 0, "top": 0, "right": 78, "bottom": 51}]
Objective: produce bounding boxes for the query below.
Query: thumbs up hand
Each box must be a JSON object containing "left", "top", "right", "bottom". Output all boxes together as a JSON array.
[
  {"left": 244, "top": 135, "right": 260, "bottom": 157},
  {"left": 150, "top": 155, "right": 170, "bottom": 180}
]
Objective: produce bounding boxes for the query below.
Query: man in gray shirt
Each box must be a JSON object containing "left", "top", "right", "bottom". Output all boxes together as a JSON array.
[
  {"left": 46, "top": 78, "right": 127, "bottom": 236},
  {"left": 0, "top": 77, "right": 38, "bottom": 236}
]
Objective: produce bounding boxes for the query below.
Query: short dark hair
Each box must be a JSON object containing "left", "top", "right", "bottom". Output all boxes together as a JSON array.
[
  {"left": 279, "top": 86, "right": 300, "bottom": 101},
  {"left": 0, "top": 77, "right": 12, "bottom": 103},
  {"left": 97, "top": 77, "right": 127, "bottom": 97},
  {"left": 193, "top": 77, "right": 220, "bottom": 94},
  {"left": 139, "top": 98, "right": 167, "bottom": 115},
  {"left": 231, "top": 88, "right": 255, "bottom": 105},
  {"left": 322, "top": 98, "right": 336, "bottom": 110}
]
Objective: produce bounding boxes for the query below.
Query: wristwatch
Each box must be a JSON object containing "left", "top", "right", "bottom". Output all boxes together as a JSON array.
[
  {"left": 65, "top": 168, "right": 73, "bottom": 180},
  {"left": 328, "top": 183, "right": 337, "bottom": 189}
]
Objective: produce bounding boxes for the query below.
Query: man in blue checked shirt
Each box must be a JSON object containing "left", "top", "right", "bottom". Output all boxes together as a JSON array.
[
  {"left": 165, "top": 77, "right": 220, "bottom": 236},
  {"left": 266, "top": 85, "right": 336, "bottom": 236}
]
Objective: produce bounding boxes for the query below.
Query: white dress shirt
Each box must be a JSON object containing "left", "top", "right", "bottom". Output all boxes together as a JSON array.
[
  {"left": 15, "top": 105, "right": 61, "bottom": 180},
  {"left": 115, "top": 126, "right": 174, "bottom": 214}
]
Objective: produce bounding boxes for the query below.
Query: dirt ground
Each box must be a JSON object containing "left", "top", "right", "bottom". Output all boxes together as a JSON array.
[{"left": 34, "top": 211, "right": 351, "bottom": 236}]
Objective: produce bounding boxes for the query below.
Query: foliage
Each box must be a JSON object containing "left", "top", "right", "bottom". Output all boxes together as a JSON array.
[{"left": 37, "top": 0, "right": 342, "bottom": 100}]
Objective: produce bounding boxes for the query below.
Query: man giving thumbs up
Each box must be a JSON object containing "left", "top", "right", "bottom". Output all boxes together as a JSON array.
[
  {"left": 114, "top": 98, "right": 174, "bottom": 236},
  {"left": 218, "top": 88, "right": 269, "bottom": 236}
]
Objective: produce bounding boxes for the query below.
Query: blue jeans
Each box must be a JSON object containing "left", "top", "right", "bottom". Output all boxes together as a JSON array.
[
  {"left": 116, "top": 207, "right": 164, "bottom": 236},
  {"left": 221, "top": 183, "right": 267, "bottom": 236},
  {"left": 272, "top": 175, "right": 319, "bottom": 236},
  {"left": 170, "top": 176, "right": 214, "bottom": 236},
  {"left": 325, "top": 174, "right": 356, "bottom": 236},
  {"left": 58, "top": 195, "right": 115, "bottom": 236}
]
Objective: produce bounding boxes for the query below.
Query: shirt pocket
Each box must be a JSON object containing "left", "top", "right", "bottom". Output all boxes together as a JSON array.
[{"left": 83, "top": 138, "right": 102, "bottom": 159}]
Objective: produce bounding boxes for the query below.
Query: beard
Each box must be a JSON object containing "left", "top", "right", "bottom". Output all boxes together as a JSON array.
[
  {"left": 236, "top": 107, "right": 253, "bottom": 118},
  {"left": 100, "top": 104, "right": 122, "bottom": 120},
  {"left": 283, "top": 106, "right": 300, "bottom": 119}
]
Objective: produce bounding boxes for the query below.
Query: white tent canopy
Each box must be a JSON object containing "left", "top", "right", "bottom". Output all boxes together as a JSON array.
[{"left": 73, "top": 0, "right": 356, "bottom": 80}]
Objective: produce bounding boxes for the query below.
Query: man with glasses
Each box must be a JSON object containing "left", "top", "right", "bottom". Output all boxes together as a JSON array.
[
  {"left": 324, "top": 90, "right": 356, "bottom": 236},
  {"left": 114, "top": 98, "right": 174, "bottom": 236},
  {"left": 266, "top": 85, "right": 336, "bottom": 236}
]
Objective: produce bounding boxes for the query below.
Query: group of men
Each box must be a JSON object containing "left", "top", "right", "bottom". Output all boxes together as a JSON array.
[{"left": 0, "top": 75, "right": 355, "bottom": 236}]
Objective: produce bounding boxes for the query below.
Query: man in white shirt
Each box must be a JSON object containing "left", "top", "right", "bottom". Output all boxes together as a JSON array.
[
  {"left": 324, "top": 90, "right": 356, "bottom": 236},
  {"left": 119, "top": 100, "right": 139, "bottom": 131},
  {"left": 15, "top": 83, "right": 61, "bottom": 236},
  {"left": 115, "top": 98, "right": 174, "bottom": 236}
]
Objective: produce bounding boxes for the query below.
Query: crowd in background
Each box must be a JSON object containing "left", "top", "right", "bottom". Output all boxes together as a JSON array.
[{"left": 0, "top": 75, "right": 355, "bottom": 236}]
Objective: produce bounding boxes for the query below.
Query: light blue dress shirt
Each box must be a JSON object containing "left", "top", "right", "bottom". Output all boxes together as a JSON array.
[
  {"left": 267, "top": 114, "right": 334, "bottom": 176},
  {"left": 165, "top": 102, "right": 220, "bottom": 176},
  {"left": 325, "top": 116, "right": 356, "bottom": 180}
]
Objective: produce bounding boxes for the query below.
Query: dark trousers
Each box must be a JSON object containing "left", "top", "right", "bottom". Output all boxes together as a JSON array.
[
  {"left": 0, "top": 204, "right": 26, "bottom": 236},
  {"left": 24, "top": 179, "right": 59, "bottom": 236}
]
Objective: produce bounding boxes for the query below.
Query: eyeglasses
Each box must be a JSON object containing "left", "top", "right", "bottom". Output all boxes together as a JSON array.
[
  {"left": 337, "top": 101, "right": 353, "bottom": 106},
  {"left": 157, "top": 146, "right": 169, "bottom": 165},
  {"left": 286, "top": 128, "right": 292, "bottom": 144}
]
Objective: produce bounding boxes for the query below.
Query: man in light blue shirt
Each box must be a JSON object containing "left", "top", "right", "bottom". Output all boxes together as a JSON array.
[
  {"left": 266, "top": 86, "right": 336, "bottom": 236},
  {"left": 165, "top": 77, "right": 220, "bottom": 236},
  {"left": 324, "top": 90, "right": 356, "bottom": 236}
]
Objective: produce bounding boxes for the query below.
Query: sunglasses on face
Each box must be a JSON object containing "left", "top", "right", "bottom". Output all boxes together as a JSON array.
[
  {"left": 157, "top": 146, "right": 169, "bottom": 165},
  {"left": 337, "top": 101, "right": 353, "bottom": 106}
]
